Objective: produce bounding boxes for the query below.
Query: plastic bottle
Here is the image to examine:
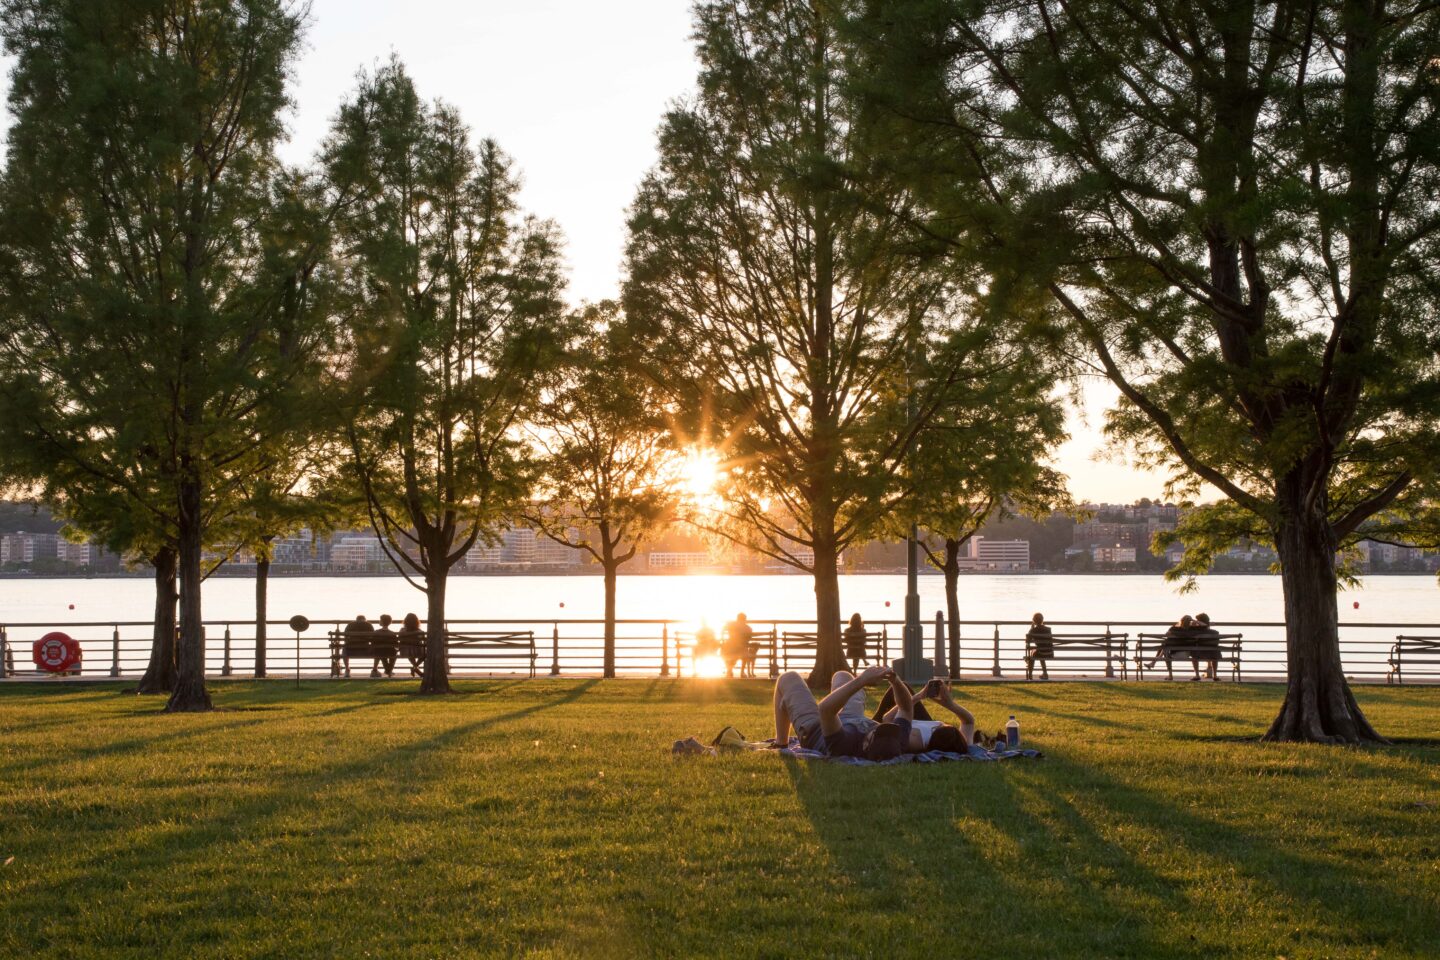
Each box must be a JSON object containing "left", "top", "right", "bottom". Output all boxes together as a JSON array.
[{"left": 1005, "top": 715, "right": 1020, "bottom": 749}]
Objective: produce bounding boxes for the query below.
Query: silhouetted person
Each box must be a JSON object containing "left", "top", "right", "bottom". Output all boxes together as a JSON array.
[
  {"left": 1025, "top": 612, "right": 1054, "bottom": 680},
  {"left": 844, "top": 612, "right": 871, "bottom": 667},
  {"left": 722, "top": 613, "right": 755, "bottom": 678},
  {"left": 1191, "top": 612, "right": 1221, "bottom": 681},
  {"left": 1149, "top": 614, "right": 1200, "bottom": 679},
  {"left": 341, "top": 614, "right": 377, "bottom": 678},
  {"left": 397, "top": 613, "right": 425, "bottom": 677},
  {"left": 373, "top": 614, "right": 399, "bottom": 678}
]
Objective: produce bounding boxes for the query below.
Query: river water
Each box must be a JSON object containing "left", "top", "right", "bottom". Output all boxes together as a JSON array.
[{"left": 3, "top": 572, "right": 1437, "bottom": 680}]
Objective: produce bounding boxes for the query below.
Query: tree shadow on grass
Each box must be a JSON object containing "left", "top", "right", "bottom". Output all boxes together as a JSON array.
[
  {"left": 781, "top": 757, "right": 1205, "bottom": 958},
  {"left": 785, "top": 746, "right": 1438, "bottom": 957}
]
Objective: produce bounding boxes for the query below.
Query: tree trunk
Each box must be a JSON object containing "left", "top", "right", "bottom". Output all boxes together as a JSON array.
[
  {"left": 944, "top": 539, "right": 961, "bottom": 679},
  {"left": 1263, "top": 475, "right": 1384, "bottom": 743},
  {"left": 166, "top": 477, "right": 212, "bottom": 712},
  {"left": 807, "top": 529, "right": 846, "bottom": 687},
  {"left": 419, "top": 567, "right": 451, "bottom": 694},
  {"left": 602, "top": 556, "right": 618, "bottom": 680},
  {"left": 137, "top": 547, "right": 177, "bottom": 694},
  {"left": 254, "top": 553, "right": 269, "bottom": 679}
]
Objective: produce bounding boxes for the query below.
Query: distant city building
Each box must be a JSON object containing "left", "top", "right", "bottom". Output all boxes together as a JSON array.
[
  {"left": 1091, "top": 545, "right": 1137, "bottom": 565},
  {"left": 331, "top": 535, "right": 385, "bottom": 568},
  {"left": 648, "top": 551, "right": 715, "bottom": 570},
  {"left": 970, "top": 538, "right": 1030, "bottom": 572}
]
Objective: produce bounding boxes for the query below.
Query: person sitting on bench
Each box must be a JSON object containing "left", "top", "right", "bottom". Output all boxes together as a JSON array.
[
  {"left": 872, "top": 678, "right": 973, "bottom": 753},
  {"left": 772, "top": 665, "right": 912, "bottom": 761},
  {"left": 341, "top": 614, "right": 378, "bottom": 678},
  {"left": 1025, "top": 612, "right": 1054, "bottom": 680},
  {"left": 844, "top": 613, "right": 871, "bottom": 667},
  {"left": 721, "top": 613, "right": 754, "bottom": 678},
  {"left": 1190, "top": 612, "right": 1221, "bottom": 681},
  {"left": 397, "top": 613, "right": 425, "bottom": 677},
  {"left": 372, "top": 614, "right": 399, "bottom": 678},
  {"left": 1148, "top": 614, "right": 1200, "bottom": 679}
]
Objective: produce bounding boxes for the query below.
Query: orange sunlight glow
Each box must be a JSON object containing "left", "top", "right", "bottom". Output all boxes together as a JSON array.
[
  {"left": 681, "top": 448, "right": 722, "bottom": 500},
  {"left": 694, "top": 653, "right": 728, "bottom": 678}
]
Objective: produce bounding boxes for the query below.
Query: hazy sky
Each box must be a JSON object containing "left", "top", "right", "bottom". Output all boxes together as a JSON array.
[{"left": 0, "top": 0, "right": 1168, "bottom": 505}]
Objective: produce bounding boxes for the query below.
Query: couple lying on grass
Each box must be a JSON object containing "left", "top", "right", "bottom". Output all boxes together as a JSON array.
[{"left": 773, "top": 666, "right": 977, "bottom": 762}]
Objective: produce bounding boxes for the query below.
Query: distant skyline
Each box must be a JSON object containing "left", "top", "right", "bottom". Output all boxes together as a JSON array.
[{"left": 0, "top": 0, "right": 1171, "bottom": 504}]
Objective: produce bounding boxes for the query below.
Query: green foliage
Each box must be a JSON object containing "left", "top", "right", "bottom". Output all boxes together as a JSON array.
[
  {"left": 526, "top": 303, "right": 678, "bottom": 570},
  {"left": 1, "top": 680, "right": 1437, "bottom": 958},
  {"left": 0, "top": 0, "right": 323, "bottom": 708},
  {"left": 322, "top": 59, "right": 569, "bottom": 588}
]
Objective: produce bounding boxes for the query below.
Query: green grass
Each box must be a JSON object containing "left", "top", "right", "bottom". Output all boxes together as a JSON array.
[{"left": 1, "top": 680, "right": 1437, "bottom": 959}]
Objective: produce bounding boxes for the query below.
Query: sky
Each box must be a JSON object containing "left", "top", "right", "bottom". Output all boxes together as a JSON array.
[{"left": 0, "top": 0, "right": 1169, "bottom": 505}]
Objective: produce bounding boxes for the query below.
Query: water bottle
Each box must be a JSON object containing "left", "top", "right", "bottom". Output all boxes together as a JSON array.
[{"left": 1005, "top": 715, "right": 1020, "bottom": 749}]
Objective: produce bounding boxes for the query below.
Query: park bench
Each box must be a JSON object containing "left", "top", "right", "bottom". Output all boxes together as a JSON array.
[
  {"left": 1023, "top": 632, "right": 1130, "bottom": 680},
  {"left": 328, "top": 629, "right": 398, "bottom": 678},
  {"left": 444, "top": 630, "right": 537, "bottom": 678},
  {"left": 329, "top": 628, "right": 536, "bottom": 678},
  {"left": 779, "top": 628, "right": 890, "bottom": 672},
  {"left": 842, "top": 628, "right": 890, "bottom": 668},
  {"left": 780, "top": 629, "right": 890, "bottom": 675},
  {"left": 1387, "top": 635, "right": 1440, "bottom": 684},
  {"left": 1133, "top": 632, "right": 1243, "bottom": 681},
  {"left": 676, "top": 627, "right": 777, "bottom": 678}
]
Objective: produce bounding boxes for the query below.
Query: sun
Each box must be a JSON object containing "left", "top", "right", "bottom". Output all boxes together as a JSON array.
[
  {"left": 681, "top": 448, "right": 721, "bottom": 499},
  {"left": 694, "top": 654, "right": 727, "bottom": 678}
]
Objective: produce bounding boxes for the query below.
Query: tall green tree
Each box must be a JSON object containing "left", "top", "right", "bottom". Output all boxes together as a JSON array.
[
  {"left": 525, "top": 304, "right": 679, "bottom": 678},
  {"left": 324, "top": 61, "right": 568, "bottom": 694},
  {"left": 898, "top": 349, "right": 1070, "bottom": 672},
  {"left": 0, "top": 0, "right": 321, "bottom": 710},
  {"left": 869, "top": 0, "right": 1440, "bottom": 740},
  {"left": 626, "top": 0, "right": 983, "bottom": 684}
]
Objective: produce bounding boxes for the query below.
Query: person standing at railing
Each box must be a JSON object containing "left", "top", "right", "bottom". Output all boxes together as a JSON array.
[{"left": 1025, "top": 612, "right": 1054, "bottom": 681}]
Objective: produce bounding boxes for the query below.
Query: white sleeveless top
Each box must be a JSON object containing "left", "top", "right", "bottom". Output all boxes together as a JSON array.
[{"left": 912, "top": 719, "right": 945, "bottom": 748}]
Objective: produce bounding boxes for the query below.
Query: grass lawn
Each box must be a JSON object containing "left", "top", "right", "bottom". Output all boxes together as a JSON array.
[{"left": 1, "top": 679, "right": 1437, "bottom": 959}]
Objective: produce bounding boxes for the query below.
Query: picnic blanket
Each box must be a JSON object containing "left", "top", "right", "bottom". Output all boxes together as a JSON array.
[{"left": 672, "top": 726, "right": 1043, "bottom": 765}]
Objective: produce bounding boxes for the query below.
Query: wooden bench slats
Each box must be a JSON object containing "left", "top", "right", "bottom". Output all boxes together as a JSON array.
[{"left": 1388, "top": 636, "right": 1440, "bottom": 684}]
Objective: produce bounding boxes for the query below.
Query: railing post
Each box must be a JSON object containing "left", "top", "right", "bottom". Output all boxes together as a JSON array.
[
  {"left": 222, "top": 625, "right": 233, "bottom": 677},
  {"left": 549, "top": 621, "right": 560, "bottom": 676},
  {"left": 1105, "top": 624, "right": 1115, "bottom": 679},
  {"left": 933, "top": 611, "right": 946, "bottom": 677},
  {"left": 2, "top": 625, "right": 10, "bottom": 678},
  {"left": 110, "top": 625, "right": 121, "bottom": 678},
  {"left": 992, "top": 624, "right": 1002, "bottom": 677},
  {"left": 660, "top": 624, "right": 670, "bottom": 677}
]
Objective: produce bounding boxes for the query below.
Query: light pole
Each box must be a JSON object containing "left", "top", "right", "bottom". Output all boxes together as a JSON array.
[{"left": 895, "top": 308, "right": 932, "bottom": 683}]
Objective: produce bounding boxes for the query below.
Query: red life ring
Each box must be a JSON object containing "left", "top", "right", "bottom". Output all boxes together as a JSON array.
[{"left": 33, "top": 632, "right": 81, "bottom": 674}]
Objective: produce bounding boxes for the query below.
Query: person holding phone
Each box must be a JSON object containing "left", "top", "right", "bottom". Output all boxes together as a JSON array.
[
  {"left": 872, "top": 677, "right": 975, "bottom": 753},
  {"left": 771, "top": 665, "right": 914, "bottom": 761}
]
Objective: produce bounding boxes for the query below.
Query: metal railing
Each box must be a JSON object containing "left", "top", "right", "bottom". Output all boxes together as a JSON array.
[{"left": 0, "top": 616, "right": 1435, "bottom": 683}]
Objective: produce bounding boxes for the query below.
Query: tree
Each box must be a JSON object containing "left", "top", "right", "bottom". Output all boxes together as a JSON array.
[
  {"left": 625, "top": 0, "right": 977, "bottom": 684},
  {"left": 525, "top": 305, "right": 679, "bottom": 678},
  {"left": 324, "top": 61, "right": 568, "bottom": 694},
  {"left": 897, "top": 347, "right": 1070, "bottom": 674},
  {"left": 870, "top": 0, "right": 1440, "bottom": 740},
  {"left": 0, "top": 0, "right": 325, "bottom": 711}
]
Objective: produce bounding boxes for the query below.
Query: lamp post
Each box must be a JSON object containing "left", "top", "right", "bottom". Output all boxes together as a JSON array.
[{"left": 895, "top": 307, "right": 932, "bottom": 683}]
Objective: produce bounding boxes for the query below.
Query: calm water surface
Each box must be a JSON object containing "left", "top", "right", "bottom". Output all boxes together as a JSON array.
[{"left": 3, "top": 572, "right": 1436, "bottom": 678}]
